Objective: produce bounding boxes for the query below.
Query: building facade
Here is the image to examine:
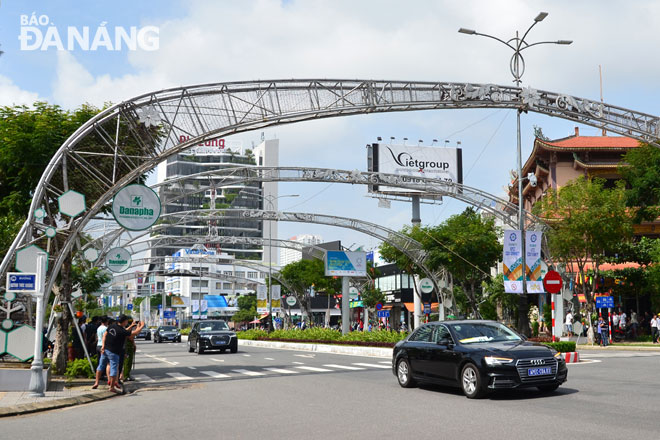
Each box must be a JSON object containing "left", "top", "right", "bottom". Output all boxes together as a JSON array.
[{"left": 280, "top": 234, "right": 324, "bottom": 266}]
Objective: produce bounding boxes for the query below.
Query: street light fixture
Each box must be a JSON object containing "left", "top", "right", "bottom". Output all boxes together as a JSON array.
[
  {"left": 240, "top": 189, "right": 299, "bottom": 331},
  {"left": 458, "top": 13, "right": 571, "bottom": 315}
]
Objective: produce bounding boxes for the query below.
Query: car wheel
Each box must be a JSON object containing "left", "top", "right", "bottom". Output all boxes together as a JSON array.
[
  {"left": 188, "top": 340, "right": 194, "bottom": 353},
  {"left": 196, "top": 341, "right": 204, "bottom": 355},
  {"left": 396, "top": 358, "right": 416, "bottom": 388},
  {"left": 230, "top": 342, "right": 238, "bottom": 354},
  {"left": 461, "top": 363, "right": 484, "bottom": 399},
  {"left": 538, "top": 384, "right": 560, "bottom": 393},
  {"left": 153, "top": 337, "right": 157, "bottom": 343}
]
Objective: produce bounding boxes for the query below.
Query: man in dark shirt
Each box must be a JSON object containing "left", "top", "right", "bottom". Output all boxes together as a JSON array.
[{"left": 92, "top": 315, "right": 144, "bottom": 393}]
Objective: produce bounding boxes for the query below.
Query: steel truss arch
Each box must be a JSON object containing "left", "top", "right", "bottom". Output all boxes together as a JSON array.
[{"left": 3, "top": 79, "right": 658, "bottom": 295}]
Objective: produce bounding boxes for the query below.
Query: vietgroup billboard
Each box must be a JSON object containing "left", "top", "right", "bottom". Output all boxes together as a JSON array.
[{"left": 369, "top": 143, "right": 462, "bottom": 195}]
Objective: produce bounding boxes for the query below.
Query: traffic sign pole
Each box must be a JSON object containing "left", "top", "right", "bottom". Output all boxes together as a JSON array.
[
  {"left": 551, "top": 295, "right": 555, "bottom": 343},
  {"left": 28, "top": 253, "right": 47, "bottom": 397}
]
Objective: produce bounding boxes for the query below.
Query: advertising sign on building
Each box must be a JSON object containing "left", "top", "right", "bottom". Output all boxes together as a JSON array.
[
  {"left": 112, "top": 184, "right": 162, "bottom": 231},
  {"left": 171, "top": 296, "right": 190, "bottom": 307},
  {"left": 503, "top": 230, "right": 523, "bottom": 293},
  {"left": 370, "top": 143, "right": 462, "bottom": 194},
  {"left": 325, "top": 251, "right": 367, "bottom": 277},
  {"left": 525, "top": 231, "right": 544, "bottom": 293},
  {"left": 105, "top": 247, "right": 132, "bottom": 273}
]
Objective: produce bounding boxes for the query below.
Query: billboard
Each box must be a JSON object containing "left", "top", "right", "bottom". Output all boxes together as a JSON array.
[
  {"left": 369, "top": 143, "right": 462, "bottom": 194},
  {"left": 525, "top": 231, "right": 544, "bottom": 293},
  {"left": 325, "top": 251, "right": 367, "bottom": 277}
]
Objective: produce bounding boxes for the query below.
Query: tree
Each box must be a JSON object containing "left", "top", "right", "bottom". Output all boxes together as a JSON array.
[
  {"left": 619, "top": 143, "right": 660, "bottom": 222},
  {"left": 279, "top": 259, "right": 341, "bottom": 323},
  {"left": 232, "top": 293, "right": 258, "bottom": 323},
  {"left": 421, "top": 208, "right": 502, "bottom": 318},
  {"left": 534, "top": 176, "right": 634, "bottom": 312}
]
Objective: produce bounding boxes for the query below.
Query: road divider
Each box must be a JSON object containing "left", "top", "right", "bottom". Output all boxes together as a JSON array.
[{"left": 238, "top": 339, "right": 392, "bottom": 358}]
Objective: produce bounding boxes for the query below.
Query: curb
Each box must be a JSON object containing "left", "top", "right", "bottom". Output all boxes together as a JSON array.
[
  {"left": 0, "top": 383, "right": 137, "bottom": 418},
  {"left": 577, "top": 344, "right": 660, "bottom": 351},
  {"left": 562, "top": 352, "right": 579, "bottom": 363},
  {"left": 238, "top": 339, "right": 393, "bottom": 358}
]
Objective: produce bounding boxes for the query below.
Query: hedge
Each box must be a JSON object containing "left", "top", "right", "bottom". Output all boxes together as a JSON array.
[
  {"left": 237, "top": 328, "right": 408, "bottom": 346},
  {"left": 540, "top": 341, "right": 576, "bottom": 353}
]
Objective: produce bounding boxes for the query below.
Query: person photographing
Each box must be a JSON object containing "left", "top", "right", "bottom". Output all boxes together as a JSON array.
[{"left": 92, "top": 315, "right": 144, "bottom": 393}]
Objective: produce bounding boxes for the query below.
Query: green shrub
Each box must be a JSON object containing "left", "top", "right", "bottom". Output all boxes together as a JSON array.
[
  {"left": 636, "top": 335, "right": 653, "bottom": 342},
  {"left": 237, "top": 329, "right": 269, "bottom": 340},
  {"left": 179, "top": 328, "right": 191, "bottom": 336},
  {"left": 65, "top": 356, "right": 98, "bottom": 379},
  {"left": 237, "top": 328, "right": 408, "bottom": 345},
  {"left": 541, "top": 341, "right": 576, "bottom": 353}
]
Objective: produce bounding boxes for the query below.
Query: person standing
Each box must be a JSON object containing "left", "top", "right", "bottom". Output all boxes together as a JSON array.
[
  {"left": 630, "top": 310, "right": 638, "bottom": 339},
  {"left": 92, "top": 315, "right": 143, "bottom": 393},
  {"left": 121, "top": 322, "right": 137, "bottom": 382},
  {"left": 597, "top": 317, "right": 609, "bottom": 346},
  {"left": 612, "top": 311, "right": 620, "bottom": 329},
  {"left": 565, "top": 311, "right": 574, "bottom": 337},
  {"left": 96, "top": 317, "right": 108, "bottom": 356},
  {"left": 651, "top": 314, "right": 658, "bottom": 344}
]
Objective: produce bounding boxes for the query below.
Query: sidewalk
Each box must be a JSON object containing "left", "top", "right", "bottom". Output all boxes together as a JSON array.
[{"left": 0, "top": 378, "right": 129, "bottom": 417}]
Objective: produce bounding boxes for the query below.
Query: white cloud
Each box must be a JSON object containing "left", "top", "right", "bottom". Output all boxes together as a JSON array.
[{"left": 0, "top": 75, "right": 42, "bottom": 106}]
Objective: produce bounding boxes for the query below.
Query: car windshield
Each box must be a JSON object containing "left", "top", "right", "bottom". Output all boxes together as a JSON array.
[
  {"left": 161, "top": 326, "right": 177, "bottom": 331},
  {"left": 199, "top": 321, "right": 229, "bottom": 332},
  {"left": 451, "top": 322, "right": 522, "bottom": 344}
]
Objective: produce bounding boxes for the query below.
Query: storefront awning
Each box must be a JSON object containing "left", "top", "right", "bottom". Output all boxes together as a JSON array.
[{"left": 403, "top": 302, "right": 440, "bottom": 313}]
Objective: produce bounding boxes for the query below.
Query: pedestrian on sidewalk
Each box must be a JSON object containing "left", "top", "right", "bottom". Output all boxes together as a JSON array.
[
  {"left": 597, "top": 317, "right": 608, "bottom": 346},
  {"left": 121, "top": 321, "right": 137, "bottom": 382},
  {"left": 565, "top": 311, "right": 574, "bottom": 337},
  {"left": 652, "top": 314, "right": 658, "bottom": 344}
]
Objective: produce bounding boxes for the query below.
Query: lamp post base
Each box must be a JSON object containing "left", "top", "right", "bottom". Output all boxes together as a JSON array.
[{"left": 27, "top": 361, "right": 45, "bottom": 397}]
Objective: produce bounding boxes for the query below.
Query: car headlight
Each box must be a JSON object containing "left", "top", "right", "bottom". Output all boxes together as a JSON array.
[
  {"left": 484, "top": 356, "right": 514, "bottom": 366},
  {"left": 553, "top": 351, "right": 562, "bottom": 359}
]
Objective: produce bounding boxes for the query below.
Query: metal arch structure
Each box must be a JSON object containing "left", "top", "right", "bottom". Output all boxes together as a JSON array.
[
  {"left": 3, "top": 79, "right": 660, "bottom": 295},
  {"left": 149, "top": 166, "right": 544, "bottom": 230}
]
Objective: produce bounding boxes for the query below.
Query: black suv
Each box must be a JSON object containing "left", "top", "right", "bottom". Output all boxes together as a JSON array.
[
  {"left": 136, "top": 326, "right": 151, "bottom": 341},
  {"left": 188, "top": 320, "right": 237, "bottom": 354},
  {"left": 153, "top": 325, "right": 181, "bottom": 343}
]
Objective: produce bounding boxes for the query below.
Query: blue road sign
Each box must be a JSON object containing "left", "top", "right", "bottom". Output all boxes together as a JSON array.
[
  {"left": 377, "top": 310, "right": 390, "bottom": 318},
  {"left": 6, "top": 273, "right": 37, "bottom": 292},
  {"left": 163, "top": 310, "right": 176, "bottom": 319},
  {"left": 596, "top": 296, "right": 614, "bottom": 309},
  {"left": 127, "top": 304, "right": 133, "bottom": 311},
  {"left": 158, "top": 304, "right": 163, "bottom": 309},
  {"left": 423, "top": 303, "right": 431, "bottom": 314}
]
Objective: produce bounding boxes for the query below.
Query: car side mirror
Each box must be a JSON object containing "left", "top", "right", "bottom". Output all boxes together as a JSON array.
[{"left": 437, "top": 337, "right": 453, "bottom": 348}]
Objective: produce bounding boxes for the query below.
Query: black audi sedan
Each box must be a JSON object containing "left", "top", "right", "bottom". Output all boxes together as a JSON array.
[
  {"left": 187, "top": 320, "right": 238, "bottom": 354},
  {"left": 153, "top": 325, "right": 181, "bottom": 343},
  {"left": 392, "top": 320, "right": 567, "bottom": 398}
]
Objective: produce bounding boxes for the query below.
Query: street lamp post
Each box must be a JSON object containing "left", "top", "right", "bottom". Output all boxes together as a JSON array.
[
  {"left": 459, "top": 13, "right": 571, "bottom": 331},
  {"left": 240, "top": 189, "right": 299, "bottom": 332}
]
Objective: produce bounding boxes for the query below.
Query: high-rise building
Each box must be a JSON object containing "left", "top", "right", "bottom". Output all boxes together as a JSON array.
[
  {"left": 152, "top": 138, "right": 279, "bottom": 261},
  {"left": 280, "top": 234, "right": 324, "bottom": 266}
]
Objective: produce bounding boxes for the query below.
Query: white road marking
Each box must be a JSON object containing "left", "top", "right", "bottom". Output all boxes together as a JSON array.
[
  {"left": 567, "top": 359, "right": 602, "bottom": 365},
  {"left": 166, "top": 372, "right": 193, "bottom": 381},
  {"left": 242, "top": 354, "right": 251, "bottom": 357},
  {"left": 294, "top": 354, "right": 315, "bottom": 358},
  {"left": 378, "top": 361, "right": 392, "bottom": 365},
  {"left": 210, "top": 358, "right": 225, "bottom": 362},
  {"left": 264, "top": 357, "right": 275, "bottom": 360},
  {"left": 352, "top": 363, "right": 391, "bottom": 369},
  {"left": 292, "top": 361, "right": 305, "bottom": 365},
  {"left": 144, "top": 354, "right": 179, "bottom": 366},
  {"left": 323, "top": 364, "right": 365, "bottom": 370},
  {"left": 133, "top": 374, "right": 154, "bottom": 382},
  {"left": 188, "top": 367, "right": 197, "bottom": 370},
  {"left": 201, "top": 371, "right": 231, "bottom": 379},
  {"left": 264, "top": 367, "right": 298, "bottom": 374},
  {"left": 295, "top": 366, "right": 331, "bottom": 372},
  {"left": 233, "top": 369, "right": 265, "bottom": 376}
]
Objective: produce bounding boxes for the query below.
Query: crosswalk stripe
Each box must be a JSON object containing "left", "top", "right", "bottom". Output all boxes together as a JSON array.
[
  {"left": 188, "top": 367, "right": 197, "bottom": 370},
  {"left": 323, "top": 364, "right": 365, "bottom": 370},
  {"left": 201, "top": 371, "right": 231, "bottom": 379},
  {"left": 295, "top": 366, "right": 332, "bottom": 372},
  {"left": 378, "top": 361, "right": 392, "bottom": 365},
  {"left": 352, "top": 363, "right": 391, "bottom": 369},
  {"left": 264, "top": 367, "right": 298, "bottom": 374},
  {"left": 232, "top": 369, "right": 265, "bottom": 376},
  {"left": 292, "top": 361, "right": 304, "bottom": 365},
  {"left": 242, "top": 354, "right": 251, "bottom": 357},
  {"left": 210, "top": 358, "right": 225, "bottom": 362},
  {"left": 264, "top": 357, "right": 275, "bottom": 360},
  {"left": 133, "top": 374, "right": 154, "bottom": 382},
  {"left": 166, "top": 372, "right": 193, "bottom": 381}
]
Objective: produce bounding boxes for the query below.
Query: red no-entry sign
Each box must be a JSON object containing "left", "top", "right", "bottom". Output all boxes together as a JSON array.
[{"left": 543, "top": 270, "right": 563, "bottom": 294}]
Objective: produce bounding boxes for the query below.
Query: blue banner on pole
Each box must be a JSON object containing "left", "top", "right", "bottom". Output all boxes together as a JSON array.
[{"left": 596, "top": 296, "right": 614, "bottom": 309}]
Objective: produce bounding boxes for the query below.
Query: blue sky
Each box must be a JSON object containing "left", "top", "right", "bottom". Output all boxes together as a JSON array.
[{"left": 2, "top": 0, "right": 659, "bottom": 253}]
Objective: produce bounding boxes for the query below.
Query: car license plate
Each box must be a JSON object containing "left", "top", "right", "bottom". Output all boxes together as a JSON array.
[{"left": 527, "top": 367, "right": 552, "bottom": 376}]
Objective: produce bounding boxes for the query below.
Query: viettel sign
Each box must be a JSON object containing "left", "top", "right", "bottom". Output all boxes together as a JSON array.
[{"left": 112, "top": 184, "right": 161, "bottom": 231}]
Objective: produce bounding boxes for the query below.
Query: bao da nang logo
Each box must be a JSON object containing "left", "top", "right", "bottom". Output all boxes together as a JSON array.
[{"left": 18, "top": 13, "right": 159, "bottom": 51}]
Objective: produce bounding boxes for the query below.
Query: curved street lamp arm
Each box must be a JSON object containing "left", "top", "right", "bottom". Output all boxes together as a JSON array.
[
  {"left": 472, "top": 32, "right": 516, "bottom": 51},
  {"left": 519, "top": 19, "right": 541, "bottom": 48},
  {"left": 520, "top": 40, "right": 572, "bottom": 51}
]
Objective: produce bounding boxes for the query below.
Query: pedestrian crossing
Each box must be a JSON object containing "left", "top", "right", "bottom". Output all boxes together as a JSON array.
[{"left": 133, "top": 361, "right": 392, "bottom": 384}]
